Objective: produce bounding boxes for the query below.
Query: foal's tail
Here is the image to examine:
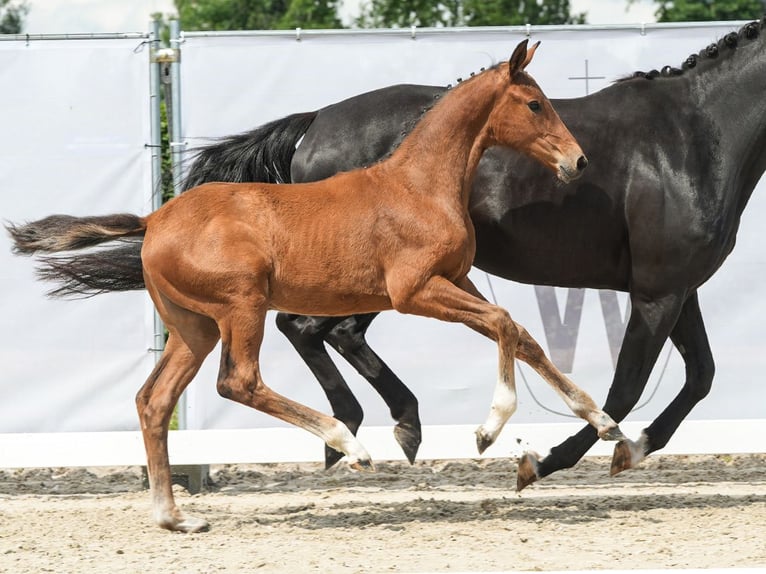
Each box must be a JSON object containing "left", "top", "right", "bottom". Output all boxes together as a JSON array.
[
  {"left": 6, "top": 214, "right": 147, "bottom": 298},
  {"left": 182, "top": 111, "right": 318, "bottom": 188}
]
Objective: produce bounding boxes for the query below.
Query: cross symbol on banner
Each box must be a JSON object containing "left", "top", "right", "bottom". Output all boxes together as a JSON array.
[{"left": 568, "top": 59, "right": 606, "bottom": 95}]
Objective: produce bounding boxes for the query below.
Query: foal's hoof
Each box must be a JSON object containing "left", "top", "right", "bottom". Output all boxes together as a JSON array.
[
  {"left": 475, "top": 427, "right": 495, "bottom": 455},
  {"left": 610, "top": 437, "right": 645, "bottom": 476},
  {"left": 160, "top": 515, "right": 210, "bottom": 534},
  {"left": 325, "top": 445, "right": 345, "bottom": 470},
  {"left": 394, "top": 423, "right": 422, "bottom": 465},
  {"left": 598, "top": 424, "right": 627, "bottom": 442},
  {"left": 516, "top": 451, "right": 541, "bottom": 492},
  {"left": 349, "top": 457, "right": 375, "bottom": 472}
]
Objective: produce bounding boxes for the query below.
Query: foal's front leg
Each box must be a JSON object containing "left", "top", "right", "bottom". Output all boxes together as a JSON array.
[
  {"left": 389, "top": 275, "right": 524, "bottom": 451},
  {"left": 390, "top": 275, "right": 623, "bottom": 454}
]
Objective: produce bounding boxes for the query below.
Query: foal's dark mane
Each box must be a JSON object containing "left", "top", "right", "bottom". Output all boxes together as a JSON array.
[{"left": 619, "top": 16, "right": 766, "bottom": 82}]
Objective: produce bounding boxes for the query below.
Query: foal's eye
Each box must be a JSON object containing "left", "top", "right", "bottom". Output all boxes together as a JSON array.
[{"left": 528, "top": 101, "right": 541, "bottom": 112}]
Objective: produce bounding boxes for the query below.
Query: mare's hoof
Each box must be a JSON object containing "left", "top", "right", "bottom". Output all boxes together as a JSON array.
[
  {"left": 394, "top": 423, "right": 422, "bottom": 465},
  {"left": 610, "top": 438, "right": 645, "bottom": 476},
  {"left": 516, "top": 452, "right": 541, "bottom": 492},
  {"left": 349, "top": 457, "right": 375, "bottom": 472},
  {"left": 324, "top": 445, "right": 345, "bottom": 470},
  {"left": 475, "top": 427, "right": 494, "bottom": 455}
]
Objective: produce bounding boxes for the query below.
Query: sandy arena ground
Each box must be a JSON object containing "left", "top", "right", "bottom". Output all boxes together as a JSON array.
[{"left": 1, "top": 453, "right": 765, "bottom": 573}]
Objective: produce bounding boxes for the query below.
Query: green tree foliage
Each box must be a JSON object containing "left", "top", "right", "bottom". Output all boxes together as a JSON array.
[
  {"left": 355, "top": 0, "right": 585, "bottom": 28},
  {"left": 0, "top": 0, "right": 28, "bottom": 33},
  {"left": 464, "top": 0, "right": 586, "bottom": 26},
  {"left": 174, "top": 0, "right": 341, "bottom": 30},
  {"left": 648, "top": 0, "right": 764, "bottom": 22}
]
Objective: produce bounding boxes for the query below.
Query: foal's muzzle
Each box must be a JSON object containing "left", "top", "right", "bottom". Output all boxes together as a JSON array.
[{"left": 558, "top": 154, "right": 588, "bottom": 183}]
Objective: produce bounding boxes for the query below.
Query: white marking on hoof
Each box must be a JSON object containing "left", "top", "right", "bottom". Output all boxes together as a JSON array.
[
  {"left": 326, "top": 420, "right": 373, "bottom": 468},
  {"left": 155, "top": 510, "right": 209, "bottom": 533},
  {"left": 593, "top": 412, "right": 624, "bottom": 441},
  {"left": 477, "top": 377, "right": 517, "bottom": 453}
]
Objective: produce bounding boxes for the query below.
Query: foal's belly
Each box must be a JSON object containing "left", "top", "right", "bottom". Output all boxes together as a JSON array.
[{"left": 268, "top": 285, "right": 394, "bottom": 316}]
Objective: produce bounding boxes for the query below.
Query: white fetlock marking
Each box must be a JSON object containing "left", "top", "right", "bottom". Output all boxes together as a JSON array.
[
  {"left": 481, "top": 376, "right": 517, "bottom": 442},
  {"left": 325, "top": 420, "right": 371, "bottom": 464}
]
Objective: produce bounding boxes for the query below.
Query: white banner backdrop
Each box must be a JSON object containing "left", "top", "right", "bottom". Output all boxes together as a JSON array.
[
  {"left": 0, "top": 37, "right": 155, "bottom": 432},
  {"left": 177, "top": 22, "right": 766, "bottom": 443}
]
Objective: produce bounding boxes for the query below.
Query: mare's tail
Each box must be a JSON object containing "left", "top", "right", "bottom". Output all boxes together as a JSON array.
[
  {"left": 182, "top": 111, "right": 318, "bottom": 188},
  {"left": 6, "top": 214, "right": 147, "bottom": 298}
]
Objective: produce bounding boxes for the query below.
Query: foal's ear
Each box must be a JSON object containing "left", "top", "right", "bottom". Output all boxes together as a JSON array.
[{"left": 509, "top": 40, "right": 540, "bottom": 76}]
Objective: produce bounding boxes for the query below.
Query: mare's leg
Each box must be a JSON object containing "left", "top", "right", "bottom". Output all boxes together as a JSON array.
[
  {"left": 611, "top": 291, "right": 714, "bottom": 474},
  {"left": 275, "top": 312, "right": 365, "bottom": 468},
  {"left": 218, "top": 305, "right": 373, "bottom": 470},
  {"left": 325, "top": 313, "right": 422, "bottom": 464},
  {"left": 517, "top": 292, "right": 685, "bottom": 490},
  {"left": 277, "top": 311, "right": 422, "bottom": 467},
  {"left": 389, "top": 275, "right": 621, "bottom": 449},
  {"left": 136, "top": 297, "right": 220, "bottom": 533}
]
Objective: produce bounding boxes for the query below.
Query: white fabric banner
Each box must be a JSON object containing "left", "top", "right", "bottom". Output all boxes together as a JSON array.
[
  {"left": 178, "top": 23, "right": 766, "bottom": 434},
  {"left": 0, "top": 38, "right": 155, "bottom": 432}
]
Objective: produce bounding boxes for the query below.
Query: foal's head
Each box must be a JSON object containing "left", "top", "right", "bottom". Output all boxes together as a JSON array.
[{"left": 488, "top": 40, "right": 587, "bottom": 183}]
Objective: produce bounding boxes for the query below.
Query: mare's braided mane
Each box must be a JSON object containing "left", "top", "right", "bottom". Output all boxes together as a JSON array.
[{"left": 619, "top": 16, "right": 765, "bottom": 82}]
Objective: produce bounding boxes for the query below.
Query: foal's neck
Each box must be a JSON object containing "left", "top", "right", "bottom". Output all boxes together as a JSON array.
[{"left": 383, "top": 69, "right": 502, "bottom": 209}]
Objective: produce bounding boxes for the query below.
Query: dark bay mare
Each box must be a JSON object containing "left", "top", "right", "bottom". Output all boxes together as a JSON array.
[
  {"left": 180, "top": 18, "right": 766, "bottom": 488},
  {"left": 10, "top": 41, "right": 623, "bottom": 531}
]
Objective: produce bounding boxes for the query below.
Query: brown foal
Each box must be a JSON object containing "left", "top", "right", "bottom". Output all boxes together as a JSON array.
[{"left": 9, "top": 40, "right": 626, "bottom": 532}]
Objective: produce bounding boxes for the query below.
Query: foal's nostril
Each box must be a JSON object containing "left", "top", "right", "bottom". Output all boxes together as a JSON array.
[{"left": 577, "top": 155, "right": 589, "bottom": 171}]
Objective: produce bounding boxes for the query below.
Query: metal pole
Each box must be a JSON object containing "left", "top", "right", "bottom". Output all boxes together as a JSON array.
[
  {"left": 169, "top": 19, "right": 185, "bottom": 197},
  {"left": 168, "top": 18, "right": 188, "bottom": 431},
  {"left": 148, "top": 18, "right": 166, "bottom": 364}
]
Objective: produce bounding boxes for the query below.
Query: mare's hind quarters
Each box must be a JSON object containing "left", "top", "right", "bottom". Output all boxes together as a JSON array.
[{"left": 516, "top": 451, "right": 542, "bottom": 491}]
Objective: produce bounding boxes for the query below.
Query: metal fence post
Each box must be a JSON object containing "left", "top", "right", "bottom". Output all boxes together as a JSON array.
[{"left": 148, "top": 19, "right": 165, "bottom": 365}]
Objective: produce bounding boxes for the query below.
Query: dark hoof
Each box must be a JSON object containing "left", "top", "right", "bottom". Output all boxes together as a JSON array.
[
  {"left": 610, "top": 438, "right": 643, "bottom": 476},
  {"left": 324, "top": 445, "right": 345, "bottom": 470},
  {"left": 516, "top": 451, "right": 541, "bottom": 492},
  {"left": 394, "top": 423, "right": 422, "bottom": 464},
  {"left": 475, "top": 431, "right": 493, "bottom": 455}
]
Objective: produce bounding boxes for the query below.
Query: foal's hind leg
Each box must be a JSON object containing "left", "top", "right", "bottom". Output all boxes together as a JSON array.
[
  {"left": 218, "top": 306, "right": 373, "bottom": 469},
  {"left": 136, "top": 301, "right": 219, "bottom": 533}
]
